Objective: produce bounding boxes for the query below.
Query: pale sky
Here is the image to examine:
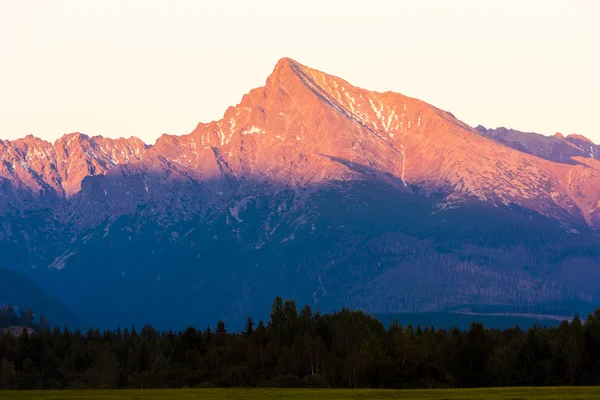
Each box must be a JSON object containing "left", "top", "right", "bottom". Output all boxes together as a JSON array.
[{"left": 0, "top": 0, "right": 598, "bottom": 144}]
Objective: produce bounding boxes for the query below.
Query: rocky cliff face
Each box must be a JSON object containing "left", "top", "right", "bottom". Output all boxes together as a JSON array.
[
  {"left": 3, "top": 59, "right": 600, "bottom": 227},
  {"left": 1, "top": 58, "right": 599, "bottom": 329},
  {"left": 0, "top": 133, "right": 146, "bottom": 202}
]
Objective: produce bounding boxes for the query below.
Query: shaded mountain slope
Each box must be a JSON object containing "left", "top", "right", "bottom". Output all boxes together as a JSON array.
[
  {"left": 0, "top": 268, "right": 85, "bottom": 329},
  {"left": 1, "top": 58, "right": 600, "bottom": 329},
  {"left": 475, "top": 125, "right": 599, "bottom": 167}
]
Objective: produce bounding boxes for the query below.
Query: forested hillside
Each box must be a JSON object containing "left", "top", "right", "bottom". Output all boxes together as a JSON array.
[
  {"left": 0, "top": 269, "right": 85, "bottom": 329},
  {"left": 1, "top": 298, "right": 599, "bottom": 389}
]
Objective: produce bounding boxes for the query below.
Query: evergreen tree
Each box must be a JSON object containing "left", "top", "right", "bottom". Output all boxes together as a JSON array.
[
  {"left": 243, "top": 317, "right": 254, "bottom": 337},
  {"left": 1, "top": 299, "right": 600, "bottom": 389}
]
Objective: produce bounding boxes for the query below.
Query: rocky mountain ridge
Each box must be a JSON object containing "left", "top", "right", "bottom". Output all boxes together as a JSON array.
[
  {"left": 2, "top": 58, "right": 599, "bottom": 228},
  {"left": 1, "top": 58, "right": 599, "bottom": 329},
  {"left": 476, "top": 126, "right": 599, "bottom": 167}
]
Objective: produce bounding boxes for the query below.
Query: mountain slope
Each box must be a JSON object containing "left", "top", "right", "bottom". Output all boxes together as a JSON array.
[
  {"left": 475, "top": 125, "right": 600, "bottom": 166},
  {"left": 1, "top": 58, "right": 600, "bottom": 329},
  {"left": 3, "top": 59, "right": 599, "bottom": 227},
  {"left": 89, "top": 58, "right": 600, "bottom": 228},
  {"left": 0, "top": 268, "right": 85, "bottom": 329}
]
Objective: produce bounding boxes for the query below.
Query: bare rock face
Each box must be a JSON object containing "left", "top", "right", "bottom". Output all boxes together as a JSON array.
[
  {"left": 54, "top": 133, "right": 147, "bottom": 195},
  {"left": 0, "top": 135, "right": 61, "bottom": 196},
  {"left": 477, "top": 126, "right": 600, "bottom": 166},
  {"left": 129, "top": 58, "right": 600, "bottom": 229},
  {"left": 0, "top": 133, "right": 147, "bottom": 199},
  {"left": 2, "top": 58, "right": 600, "bottom": 329},
  {"left": 2, "top": 58, "right": 600, "bottom": 228}
]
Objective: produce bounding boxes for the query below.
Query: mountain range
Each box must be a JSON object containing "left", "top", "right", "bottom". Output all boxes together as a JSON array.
[{"left": 1, "top": 58, "right": 599, "bottom": 329}]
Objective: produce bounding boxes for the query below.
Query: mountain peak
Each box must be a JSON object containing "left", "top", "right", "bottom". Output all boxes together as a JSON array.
[
  {"left": 54, "top": 132, "right": 90, "bottom": 146},
  {"left": 4, "top": 59, "right": 600, "bottom": 332},
  {"left": 265, "top": 57, "right": 310, "bottom": 90},
  {"left": 2, "top": 60, "right": 600, "bottom": 228},
  {"left": 274, "top": 56, "right": 298, "bottom": 68},
  {"left": 566, "top": 134, "right": 595, "bottom": 145}
]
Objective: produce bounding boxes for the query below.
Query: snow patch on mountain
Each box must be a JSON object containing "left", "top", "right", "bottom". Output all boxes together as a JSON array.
[{"left": 48, "top": 251, "right": 75, "bottom": 270}]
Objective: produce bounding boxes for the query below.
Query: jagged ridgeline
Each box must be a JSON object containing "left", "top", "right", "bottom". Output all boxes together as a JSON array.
[{"left": 1, "top": 58, "right": 600, "bottom": 329}]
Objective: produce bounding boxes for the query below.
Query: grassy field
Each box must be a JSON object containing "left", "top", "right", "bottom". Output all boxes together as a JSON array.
[{"left": 2, "top": 387, "right": 600, "bottom": 400}]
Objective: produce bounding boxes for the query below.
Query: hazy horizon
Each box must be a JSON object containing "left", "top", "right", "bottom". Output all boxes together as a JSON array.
[{"left": 1, "top": 0, "right": 598, "bottom": 144}]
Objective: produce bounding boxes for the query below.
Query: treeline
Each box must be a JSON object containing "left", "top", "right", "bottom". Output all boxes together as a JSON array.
[
  {"left": 0, "top": 305, "right": 46, "bottom": 331},
  {"left": 1, "top": 297, "right": 600, "bottom": 389}
]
